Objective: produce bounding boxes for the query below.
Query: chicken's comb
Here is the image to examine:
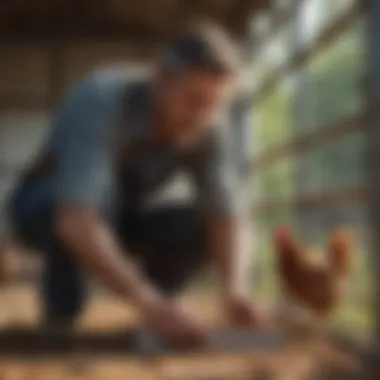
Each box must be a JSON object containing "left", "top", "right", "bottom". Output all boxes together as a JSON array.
[
  {"left": 273, "top": 226, "right": 294, "bottom": 245},
  {"left": 328, "top": 228, "right": 353, "bottom": 258}
]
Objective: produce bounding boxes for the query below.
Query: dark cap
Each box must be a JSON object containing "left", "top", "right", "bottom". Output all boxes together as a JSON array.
[{"left": 162, "top": 22, "right": 241, "bottom": 76}]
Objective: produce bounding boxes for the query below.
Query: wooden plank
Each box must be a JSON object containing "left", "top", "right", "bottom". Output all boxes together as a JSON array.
[
  {"left": 0, "top": 326, "right": 286, "bottom": 358},
  {"left": 48, "top": 42, "right": 65, "bottom": 108},
  {"left": 0, "top": 44, "right": 51, "bottom": 101},
  {"left": 253, "top": 185, "right": 369, "bottom": 213},
  {"left": 133, "top": 328, "right": 286, "bottom": 357},
  {"left": 0, "top": 0, "right": 267, "bottom": 43},
  {"left": 0, "top": 97, "right": 48, "bottom": 111},
  {"left": 0, "top": 24, "right": 168, "bottom": 45},
  {"left": 251, "top": 112, "right": 369, "bottom": 171},
  {"left": 365, "top": 0, "right": 380, "bottom": 370}
]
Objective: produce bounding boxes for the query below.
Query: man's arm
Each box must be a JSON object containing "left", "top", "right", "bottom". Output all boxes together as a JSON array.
[
  {"left": 56, "top": 207, "right": 160, "bottom": 310},
  {"left": 189, "top": 130, "right": 269, "bottom": 328},
  {"left": 189, "top": 130, "right": 250, "bottom": 299},
  {"left": 206, "top": 215, "right": 250, "bottom": 299},
  {"left": 54, "top": 81, "right": 162, "bottom": 311},
  {"left": 54, "top": 80, "right": 207, "bottom": 343}
]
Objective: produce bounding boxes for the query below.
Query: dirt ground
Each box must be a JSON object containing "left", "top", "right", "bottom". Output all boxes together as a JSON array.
[{"left": 0, "top": 283, "right": 367, "bottom": 380}]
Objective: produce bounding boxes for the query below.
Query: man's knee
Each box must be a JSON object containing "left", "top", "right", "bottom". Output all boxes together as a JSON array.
[{"left": 10, "top": 179, "right": 55, "bottom": 249}]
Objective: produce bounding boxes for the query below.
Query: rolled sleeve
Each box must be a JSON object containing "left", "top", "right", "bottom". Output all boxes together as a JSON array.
[
  {"left": 55, "top": 81, "right": 116, "bottom": 209},
  {"left": 188, "top": 130, "right": 241, "bottom": 219}
]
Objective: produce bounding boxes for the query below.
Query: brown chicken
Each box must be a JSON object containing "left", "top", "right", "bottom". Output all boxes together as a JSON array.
[{"left": 273, "top": 227, "right": 353, "bottom": 316}]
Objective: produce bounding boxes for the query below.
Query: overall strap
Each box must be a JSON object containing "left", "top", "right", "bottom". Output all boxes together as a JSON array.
[{"left": 121, "top": 80, "right": 152, "bottom": 145}]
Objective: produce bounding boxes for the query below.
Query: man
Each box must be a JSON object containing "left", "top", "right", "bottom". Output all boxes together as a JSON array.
[{"left": 10, "top": 23, "right": 266, "bottom": 345}]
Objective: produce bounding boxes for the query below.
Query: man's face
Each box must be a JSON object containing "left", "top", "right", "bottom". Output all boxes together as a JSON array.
[{"left": 155, "top": 69, "right": 235, "bottom": 143}]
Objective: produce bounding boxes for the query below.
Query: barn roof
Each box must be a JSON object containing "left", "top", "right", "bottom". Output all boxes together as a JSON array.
[{"left": 0, "top": 0, "right": 270, "bottom": 43}]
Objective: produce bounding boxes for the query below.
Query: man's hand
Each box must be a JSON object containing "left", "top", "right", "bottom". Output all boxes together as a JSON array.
[
  {"left": 224, "top": 294, "right": 270, "bottom": 330},
  {"left": 142, "top": 297, "right": 208, "bottom": 347}
]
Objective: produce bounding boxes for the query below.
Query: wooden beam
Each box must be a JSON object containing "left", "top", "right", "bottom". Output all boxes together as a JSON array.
[
  {"left": 365, "top": 0, "right": 380, "bottom": 369},
  {"left": 0, "top": 1, "right": 259, "bottom": 43},
  {"left": 0, "top": 23, "right": 167, "bottom": 44},
  {"left": 251, "top": 112, "right": 369, "bottom": 171},
  {"left": 0, "top": 97, "right": 49, "bottom": 111},
  {"left": 253, "top": 184, "right": 369, "bottom": 213},
  {"left": 47, "top": 42, "right": 65, "bottom": 108},
  {"left": 227, "top": 0, "right": 271, "bottom": 36}
]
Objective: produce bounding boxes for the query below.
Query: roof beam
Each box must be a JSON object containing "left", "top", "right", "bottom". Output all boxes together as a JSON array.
[{"left": 227, "top": 0, "right": 270, "bottom": 35}]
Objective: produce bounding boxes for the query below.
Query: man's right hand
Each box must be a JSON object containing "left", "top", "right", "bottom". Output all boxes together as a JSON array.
[
  {"left": 56, "top": 209, "right": 206, "bottom": 346},
  {"left": 141, "top": 297, "right": 208, "bottom": 347}
]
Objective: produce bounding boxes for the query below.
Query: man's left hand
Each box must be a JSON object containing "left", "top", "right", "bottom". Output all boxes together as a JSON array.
[{"left": 224, "top": 294, "right": 270, "bottom": 330}]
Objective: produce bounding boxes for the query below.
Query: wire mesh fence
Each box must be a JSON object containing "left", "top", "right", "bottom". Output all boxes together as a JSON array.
[{"left": 252, "top": 0, "right": 372, "bottom": 336}]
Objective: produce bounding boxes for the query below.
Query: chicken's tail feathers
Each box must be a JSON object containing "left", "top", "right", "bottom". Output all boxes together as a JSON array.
[{"left": 327, "top": 228, "right": 354, "bottom": 277}]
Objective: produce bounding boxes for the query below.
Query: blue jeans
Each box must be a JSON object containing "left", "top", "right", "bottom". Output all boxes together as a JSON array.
[{"left": 10, "top": 178, "right": 207, "bottom": 323}]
